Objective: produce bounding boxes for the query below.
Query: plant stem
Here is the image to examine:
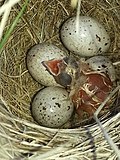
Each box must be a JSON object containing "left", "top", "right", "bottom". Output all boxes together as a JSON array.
[{"left": 0, "top": 0, "right": 29, "bottom": 55}]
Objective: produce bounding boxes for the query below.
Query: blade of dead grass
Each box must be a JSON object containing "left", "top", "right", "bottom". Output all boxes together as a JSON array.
[
  {"left": 94, "top": 115, "right": 120, "bottom": 160},
  {"left": 93, "top": 86, "right": 120, "bottom": 159},
  {"left": 0, "top": 0, "right": 29, "bottom": 54}
]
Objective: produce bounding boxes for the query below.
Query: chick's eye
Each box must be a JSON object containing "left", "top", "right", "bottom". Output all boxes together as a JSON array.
[{"left": 57, "top": 72, "right": 72, "bottom": 87}]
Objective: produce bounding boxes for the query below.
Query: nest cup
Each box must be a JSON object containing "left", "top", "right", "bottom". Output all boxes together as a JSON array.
[{"left": 0, "top": 0, "right": 120, "bottom": 159}]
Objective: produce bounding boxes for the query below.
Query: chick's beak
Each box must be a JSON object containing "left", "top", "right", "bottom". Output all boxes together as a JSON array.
[
  {"left": 42, "top": 59, "right": 63, "bottom": 76},
  {"left": 42, "top": 58, "right": 73, "bottom": 87}
]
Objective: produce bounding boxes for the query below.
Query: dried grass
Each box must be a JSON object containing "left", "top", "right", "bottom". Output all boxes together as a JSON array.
[{"left": 0, "top": 0, "right": 120, "bottom": 159}]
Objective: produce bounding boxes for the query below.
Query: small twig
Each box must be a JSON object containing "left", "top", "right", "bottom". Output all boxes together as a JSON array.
[
  {"left": 113, "top": 61, "right": 120, "bottom": 66},
  {"left": 0, "top": 6, "right": 11, "bottom": 40},
  {"left": 71, "top": 0, "right": 78, "bottom": 8},
  {"left": 0, "top": 70, "right": 28, "bottom": 78},
  {"left": 94, "top": 115, "right": 120, "bottom": 160},
  {"left": 76, "top": 0, "right": 81, "bottom": 34},
  {"left": 0, "top": 0, "right": 29, "bottom": 53},
  {"left": 0, "top": 0, "right": 20, "bottom": 15},
  {"left": 93, "top": 85, "right": 120, "bottom": 159},
  {"left": 0, "top": 0, "right": 21, "bottom": 40},
  {"left": 70, "top": 0, "right": 82, "bottom": 33}
]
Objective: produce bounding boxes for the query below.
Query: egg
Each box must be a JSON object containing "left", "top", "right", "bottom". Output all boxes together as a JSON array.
[
  {"left": 60, "top": 16, "right": 110, "bottom": 57},
  {"left": 31, "top": 86, "right": 74, "bottom": 128},
  {"left": 86, "top": 56, "right": 116, "bottom": 82},
  {"left": 27, "top": 43, "right": 67, "bottom": 86},
  {"left": 42, "top": 56, "right": 78, "bottom": 88}
]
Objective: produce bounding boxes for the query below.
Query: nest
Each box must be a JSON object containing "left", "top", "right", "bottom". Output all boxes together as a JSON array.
[{"left": 0, "top": 0, "right": 120, "bottom": 159}]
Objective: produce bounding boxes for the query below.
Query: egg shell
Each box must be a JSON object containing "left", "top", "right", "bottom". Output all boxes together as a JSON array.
[
  {"left": 86, "top": 56, "right": 116, "bottom": 81},
  {"left": 31, "top": 86, "right": 74, "bottom": 128},
  {"left": 60, "top": 16, "right": 110, "bottom": 57},
  {"left": 27, "top": 43, "right": 67, "bottom": 86}
]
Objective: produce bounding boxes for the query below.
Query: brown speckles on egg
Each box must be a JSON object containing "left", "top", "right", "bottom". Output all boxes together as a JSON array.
[
  {"left": 86, "top": 56, "right": 116, "bottom": 82},
  {"left": 67, "top": 106, "right": 70, "bottom": 110},
  {"left": 60, "top": 16, "right": 110, "bottom": 57},
  {"left": 105, "top": 43, "right": 108, "bottom": 46},
  {"left": 31, "top": 86, "right": 74, "bottom": 128},
  {"left": 98, "top": 47, "right": 102, "bottom": 52},
  {"left": 26, "top": 43, "right": 67, "bottom": 86},
  {"left": 96, "top": 34, "right": 101, "bottom": 42},
  {"left": 55, "top": 103, "right": 61, "bottom": 108},
  {"left": 42, "top": 106, "right": 46, "bottom": 110},
  {"left": 102, "top": 64, "right": 107, "bottom": 68},
  {"left": 88, "top": 48, "right": 91, "bottom": 50},
  {"left": 97, "top": 69, "right": 100, "bottom": 71}
]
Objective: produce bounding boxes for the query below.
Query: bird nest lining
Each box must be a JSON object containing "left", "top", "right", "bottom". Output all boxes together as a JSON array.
[{"left": 0, "top": 0, "right": 120, "bottom": 159}]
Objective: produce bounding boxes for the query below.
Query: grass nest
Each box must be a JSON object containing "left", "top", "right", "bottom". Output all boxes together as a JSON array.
[{"left": 0, "top": 0, "right": 120, "bottom": 159}]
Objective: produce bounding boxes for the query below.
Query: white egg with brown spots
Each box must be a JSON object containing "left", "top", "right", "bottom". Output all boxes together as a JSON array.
[
  {"left": 86, "top": 56, "right": 116, "bottom": 82},
  {"left": 60, "top": 16, "right": 110, "bottom": 57},
  {"left": 31, "top": 86, "right": 74, "bottom": 128},
  {"left": 27, "top": 43, "right": 67, "bottom": 86}
]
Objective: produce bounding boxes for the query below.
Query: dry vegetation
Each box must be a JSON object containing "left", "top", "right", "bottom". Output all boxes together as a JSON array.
[{"left": 0, "top": 0, "right": 120, "bottom": 159}]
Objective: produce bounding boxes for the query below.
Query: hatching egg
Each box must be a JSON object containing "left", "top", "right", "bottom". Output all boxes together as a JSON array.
[
  {"left": 31, "top": 86, "right": 74, "bottom": 128},
  {"left": 27, "top": 43, "right": 67, "bottom": 86},
  {"left": 60, "top": 16, "right": 110, "bottom": 57},
  {"left": 86, "top": 56, "right": 116, "bottom": 81}
]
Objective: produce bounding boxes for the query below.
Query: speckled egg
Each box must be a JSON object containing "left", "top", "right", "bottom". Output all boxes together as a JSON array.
[
  {"left": 27, "top": 43, "right": 67, "bottom": 86},
  {"left": 86, "top": 56, "right": 116, "bottom": 81},
  {"left": 60, "top": 16, "right": 110, "bottom": 57},
  {"left": 31, "top": 86, "right": 74, "bottom": 128}
]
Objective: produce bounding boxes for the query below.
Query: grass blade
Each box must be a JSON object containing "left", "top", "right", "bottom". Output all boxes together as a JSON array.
[{"left": 0, "top": 0, "right": 29, "bottom": 54}]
